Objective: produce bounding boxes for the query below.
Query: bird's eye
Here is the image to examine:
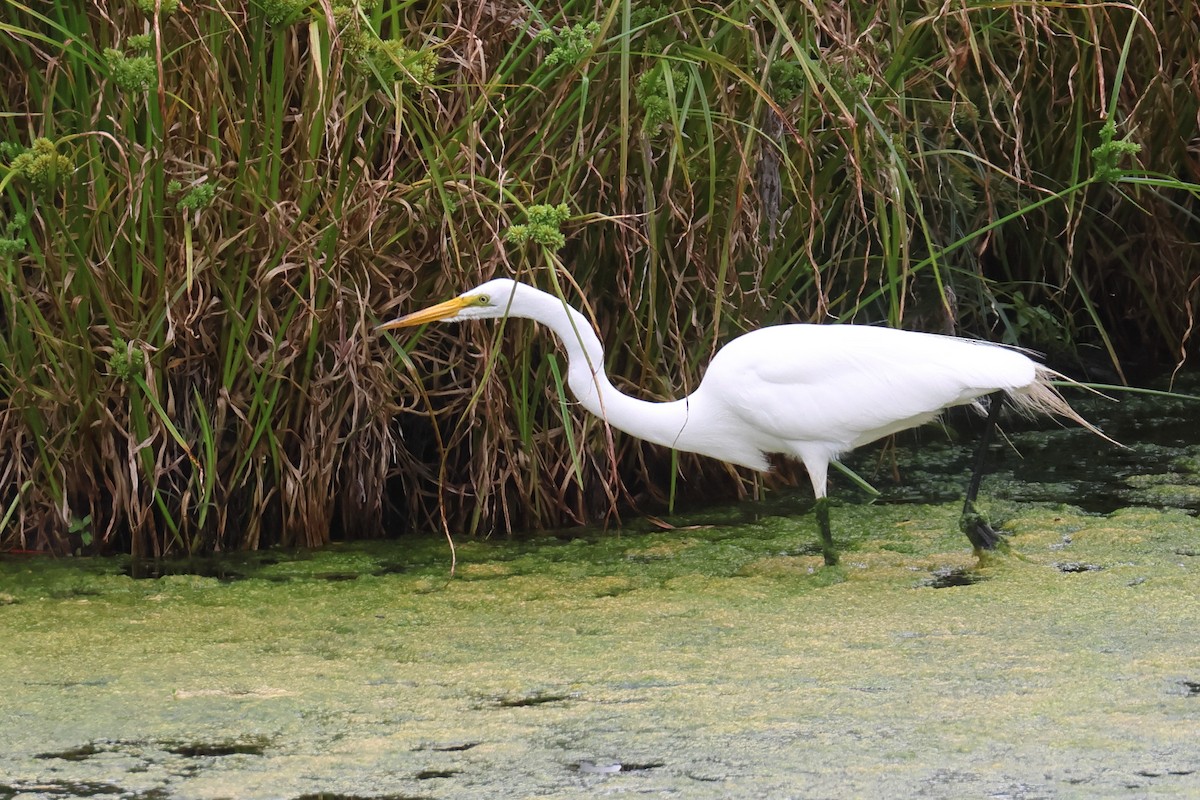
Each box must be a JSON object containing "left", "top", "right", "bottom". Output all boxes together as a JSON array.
[{"left": 476, "top": 294, "right": 490, "bottom": 306}]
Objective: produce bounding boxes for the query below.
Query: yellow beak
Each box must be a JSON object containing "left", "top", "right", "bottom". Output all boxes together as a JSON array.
[{"left": 376, "top": 296, "right": 470, "bottom": 331}]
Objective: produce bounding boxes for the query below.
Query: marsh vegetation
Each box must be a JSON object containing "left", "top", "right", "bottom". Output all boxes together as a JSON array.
[{"left": 0, "top": 1, "right": 1197, "bottom": 554}]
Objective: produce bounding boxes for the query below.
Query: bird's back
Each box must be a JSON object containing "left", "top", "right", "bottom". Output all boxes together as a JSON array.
[{"left": 692, "top": 323, "right": 1038, "bottom": 457}]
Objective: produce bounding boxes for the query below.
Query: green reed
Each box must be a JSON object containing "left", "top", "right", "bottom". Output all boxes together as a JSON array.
[{"left": 0, "top": 0, "right": 1195, "bottom": 553}]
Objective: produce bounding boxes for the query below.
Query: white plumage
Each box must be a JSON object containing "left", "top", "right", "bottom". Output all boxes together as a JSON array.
[{"left": 381, "top": 278, "right": 1102, "bottom": 563}]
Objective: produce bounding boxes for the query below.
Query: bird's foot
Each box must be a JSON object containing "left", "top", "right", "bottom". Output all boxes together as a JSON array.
[{"left": 959, "top": 506, "right": 1008, "bottom": 553}]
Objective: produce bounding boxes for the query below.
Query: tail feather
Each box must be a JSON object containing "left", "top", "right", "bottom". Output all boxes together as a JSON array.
[{"left": 1006, "top": 368, "right": 1121, "bottom": 446}]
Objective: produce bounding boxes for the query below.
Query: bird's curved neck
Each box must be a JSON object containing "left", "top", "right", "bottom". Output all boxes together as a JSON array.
[{"left": 520, "top": 291, "right": 691, "bottom": 451}]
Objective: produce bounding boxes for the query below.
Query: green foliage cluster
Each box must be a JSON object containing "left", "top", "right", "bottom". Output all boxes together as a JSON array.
[
  {"left": 0, "top": 214, "right": 26, "bottom": 258},
  {"left": 504, "top": 204, "right": 571, "bottom": 250},
  {"left": 1091, "top": 119, "right": 1142, "bottom": 182},
  {"left": 366, "top": 39, "right": 437, "bottom": 86},
  {"left": 261, "top": 0, "right": 310, "bottom": 28},
  {"left": 132, "top": 0, "right": 180, "bottom": 16},
  {"left": 628, "top": 3, "right": 672, "bottom": 53},
  {"left": 330, "top": 1, "right": 435, "bottom": 87},
  {"left": 538, "top": 21, "right": 601, "bottom": 68},
  {"left": 0, "top": 1, "right": 1196, "bottom": 556},
  {"left": 169, "top": 180, "right": 218, "bottom": 211},
  {"left": 332, "top": 1, "right": 380, "bottom": 62},
  {"left": 768, "top": 61, "right": 805, "bottom": 105},
  {"left": 635, "top": 61, "right": 688, "bottom": 133},
  {"left": 104, "top": 46, "right": 156, "bottom": 94},
  {"left": 108, "top": 339, "right": 147, "bottom": 383},
  {"left": 6, "top": 138, "right": 73, "bottom": 190}
]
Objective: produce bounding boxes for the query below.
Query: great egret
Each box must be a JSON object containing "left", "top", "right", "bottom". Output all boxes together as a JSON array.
[{"left": 380, "top": 278, "right": 1107, "bottom": 565}]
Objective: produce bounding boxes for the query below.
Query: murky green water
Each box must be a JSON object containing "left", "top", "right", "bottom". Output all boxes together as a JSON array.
[{"left": 1, "top": 382, "right": 1198, "bottom": 799}]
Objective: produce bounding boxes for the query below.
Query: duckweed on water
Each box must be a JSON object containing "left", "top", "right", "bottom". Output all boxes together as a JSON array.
[
  {"left": 2, "top": 496, "right": 1199, "bottom": 799},
  {"left": 2, "top": 383, "right": 1198, "bottom": 796}
]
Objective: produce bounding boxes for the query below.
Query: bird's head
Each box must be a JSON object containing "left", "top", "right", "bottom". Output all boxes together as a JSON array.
[{"left": 377, "top": 278, "right": 521, "bottom": 330}]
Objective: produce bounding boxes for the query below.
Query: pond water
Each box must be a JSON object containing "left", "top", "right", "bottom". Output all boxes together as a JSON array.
[{"left": 0, "top": 379, "right": 1198, "bottom": 799}]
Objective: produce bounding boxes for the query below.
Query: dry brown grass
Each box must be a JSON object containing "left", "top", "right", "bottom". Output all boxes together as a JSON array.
[{"left": 0, "top": 1, "right": 1195, "bottom": 553}]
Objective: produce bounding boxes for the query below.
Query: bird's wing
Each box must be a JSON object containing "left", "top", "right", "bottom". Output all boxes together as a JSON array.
[{"left": 699, "top": 325, "right": 1036, "bottom": 448}]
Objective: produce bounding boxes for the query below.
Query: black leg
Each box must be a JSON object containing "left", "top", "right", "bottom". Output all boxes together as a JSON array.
[
  {"left": 960, "top": 391, "right": 1006, "bottom": 551},
  {"left": 815, "top": 497, "right": 838, "bottom": 566}
]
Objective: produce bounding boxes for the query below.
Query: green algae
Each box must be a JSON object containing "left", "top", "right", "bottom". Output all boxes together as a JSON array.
[
  {"left": 3, "top": 382, "right": 1199, "bottom": 797},
  {"left": 2, "top": 500, "right": 1199, "bottom": 799}
]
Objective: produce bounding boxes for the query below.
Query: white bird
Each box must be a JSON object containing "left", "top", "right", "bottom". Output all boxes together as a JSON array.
[{"left": 380, "top": 278, "right": 1107, "bottom": 565}]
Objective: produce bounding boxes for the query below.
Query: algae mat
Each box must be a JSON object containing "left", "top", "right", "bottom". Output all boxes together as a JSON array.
[{"left": 1, "top": 502, "right": 1198, "bottom": 799}]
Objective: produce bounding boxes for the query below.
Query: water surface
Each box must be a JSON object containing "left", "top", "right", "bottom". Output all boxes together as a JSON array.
[{"left": 1, "top": 380, "right": 1198, "bottom": 798}]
